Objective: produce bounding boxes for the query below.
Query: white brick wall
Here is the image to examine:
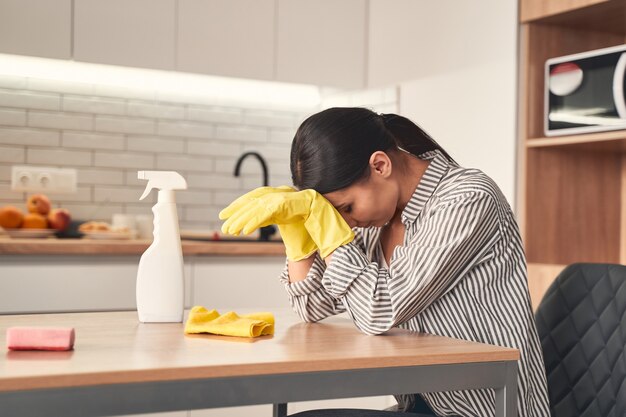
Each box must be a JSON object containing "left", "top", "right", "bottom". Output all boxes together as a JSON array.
[
  {"left": 0, "top": 76, "right": 397, "bottom": 231},
  {"left": 127, "top": 136, "right": 185, "bottom": 153},
  {"left": 28, "top": 111, "right": 93, "bottom": 130},
  {"left": 0, "top": 127, "right": 59, "bottom": 146},
  {"left": 63, "top": 132, "right": 125, "bottom": 150},
  {"left": 63, "top": 96, "right": 126, "bottom": 116},
  {"left": 27, "top": 147, "right": 92, "bottom": 166},
  {"left": 0, "top": 75, "right": 26, "bottom": 90},
  {"left": 95, "top": 115, "right": 155, "bottom": 135},
  {"left": 0, "top": 89, "right": 60, "bottom": 110},
  {"left": 0, "top": 146, "right": 25, "bottom": 163},
  {"left": 0, "top": 108, "right": 26, "bottom": 126}
]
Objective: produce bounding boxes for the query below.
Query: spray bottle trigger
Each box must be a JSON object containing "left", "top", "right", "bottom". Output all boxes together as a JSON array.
[{"left": 139, "top": 183, "right": 153, "bottom": 201}]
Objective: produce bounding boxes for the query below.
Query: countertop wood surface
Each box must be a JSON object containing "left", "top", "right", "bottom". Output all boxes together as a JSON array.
[
  {"left": 0, "top": 309, "right": 520, "bottom": 392},
  {"left": 0, "top": 237, "right": 286, "bottom": 256}
]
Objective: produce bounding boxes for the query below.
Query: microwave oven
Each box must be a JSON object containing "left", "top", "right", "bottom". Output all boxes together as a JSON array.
[{"left": 545, "top": 44, "right": 626, "bottom": 136}]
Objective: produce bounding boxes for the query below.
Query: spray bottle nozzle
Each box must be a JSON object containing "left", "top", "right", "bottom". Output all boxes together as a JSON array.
[{"left": 138, "top": 171, "right": 188, "bottom": 200}]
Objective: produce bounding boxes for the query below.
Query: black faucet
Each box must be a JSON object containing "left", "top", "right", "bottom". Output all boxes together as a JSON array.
[{"left": 233, "top": 151, "right": 276, "bottom": 241}]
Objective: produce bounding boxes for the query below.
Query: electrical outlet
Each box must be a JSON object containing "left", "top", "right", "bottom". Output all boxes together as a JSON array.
[{"left": 11, "top": 165, "right": 77, "bottom": 194}]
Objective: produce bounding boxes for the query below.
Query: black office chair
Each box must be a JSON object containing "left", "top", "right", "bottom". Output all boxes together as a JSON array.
[{"left": 535, "top": 263, "right": 626, "bottom": 417}]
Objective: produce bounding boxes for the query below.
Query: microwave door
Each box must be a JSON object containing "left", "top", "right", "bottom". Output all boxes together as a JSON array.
[
  {"left": 547, "top": 51, "right": 626, "bottom": 134},
  {"left": 613, "top": 52, "right": 626, "bottom": 120}
]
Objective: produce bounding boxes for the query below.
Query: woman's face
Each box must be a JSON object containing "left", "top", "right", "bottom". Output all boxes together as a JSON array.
[{"left": 323, "top": 152, "right": 399, "bottom": 228}]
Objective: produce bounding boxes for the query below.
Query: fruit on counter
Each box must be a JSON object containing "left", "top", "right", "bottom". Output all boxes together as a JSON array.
[
  {"left": 78, "top": 221, "right": 130, "bottom": 233},
  {"left": 47, "top": 208, "right": 71, "bottom": 231},
  {"left": 0, "top": 194, "right": 73, "bottom": 232},
  {"left": 0, "top": 206, "right": 24, "bottom": 228},
  {"left": 21, "top": 213, "right": 48, "bottom": 229},
  {"left": 26, "top": 194, "right": 51, "bottom": 215},
  {"left": 78, "top": 221, "right": 111, "bottom": 232}
]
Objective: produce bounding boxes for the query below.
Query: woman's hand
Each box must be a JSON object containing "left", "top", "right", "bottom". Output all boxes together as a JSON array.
[
  {"left": 218, "top": 185, "right": 292, "bottom": 224},
  {"left": 219, "top": 186, "right": 317, "bottom": 261},
  {"left": 277, "top": 222, "right": 318, "bottom": 261},
  {"left": 219, "top": 186, "right": 309, "bottom": 234},
  {"left": 219, "top": 186, "right": 354, "bottom": 259}
]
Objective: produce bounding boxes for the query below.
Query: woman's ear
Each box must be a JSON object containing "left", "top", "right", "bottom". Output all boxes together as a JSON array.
[{"left": 369, "top": 151, "right": 392, "bottom": 178}]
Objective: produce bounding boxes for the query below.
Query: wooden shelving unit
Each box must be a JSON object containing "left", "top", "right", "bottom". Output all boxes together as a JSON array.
[{"left": 518, "top": 0, "right": 626, "bottom": 309}]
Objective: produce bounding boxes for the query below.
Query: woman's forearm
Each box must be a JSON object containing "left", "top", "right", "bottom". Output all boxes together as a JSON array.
[{"left": 287, "top": 254, "right": 316, "bottom": 282}]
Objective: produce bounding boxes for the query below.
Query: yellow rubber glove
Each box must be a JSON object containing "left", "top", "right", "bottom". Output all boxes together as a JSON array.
[
  {"left": 219, "top": 186, "right": 292, "bottom": 219},
  {"left": 219, "top": 188, "right": 354, "bottom": 258},
  {"left": 277, "top": 223, "right": 317, "bottom": 261},
  {"left": 219, "top": 186, "right": 317, "bottom": 261}
]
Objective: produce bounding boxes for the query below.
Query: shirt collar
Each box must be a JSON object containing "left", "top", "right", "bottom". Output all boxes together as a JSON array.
[{"left": 401, "top": 149, "right": 451, "bottom": 225}]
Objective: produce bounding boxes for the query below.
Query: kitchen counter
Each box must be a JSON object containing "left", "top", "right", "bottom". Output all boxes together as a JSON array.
[{"left": 0, "top": 237, "right": 286, "bottom": 256}]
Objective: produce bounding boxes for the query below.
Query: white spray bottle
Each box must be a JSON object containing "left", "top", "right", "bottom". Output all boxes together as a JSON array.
[{"left": 136, "top": 171, "right": 187, "bottom": 323}]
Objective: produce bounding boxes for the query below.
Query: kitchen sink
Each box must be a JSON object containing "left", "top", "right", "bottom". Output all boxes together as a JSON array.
[{"left": 180, "top": 229, "right": 281, "bottom": 243}]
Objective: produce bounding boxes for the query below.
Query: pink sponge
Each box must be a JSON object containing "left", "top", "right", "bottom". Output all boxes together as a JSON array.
[{"left": 6, "top": 327, "right": 75, "bottom": 351}]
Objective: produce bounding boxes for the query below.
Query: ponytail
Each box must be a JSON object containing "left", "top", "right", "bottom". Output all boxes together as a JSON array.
[{"left": 379, "top": 113, "right": 455, "bottom": 163}]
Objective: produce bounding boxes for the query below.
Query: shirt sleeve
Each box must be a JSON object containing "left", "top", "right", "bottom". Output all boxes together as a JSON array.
[
  {"left": 279, "top": 252, "right": 346, "bottom": 322},
  {"left": 322, "top": 190, "right": 501, "bottom": 335}
]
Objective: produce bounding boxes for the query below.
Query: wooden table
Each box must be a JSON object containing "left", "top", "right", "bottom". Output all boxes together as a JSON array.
[{"left": 0, "top": 309, "right": 520, "bottom": 417}]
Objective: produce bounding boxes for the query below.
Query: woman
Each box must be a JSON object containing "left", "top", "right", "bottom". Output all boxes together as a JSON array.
[{"left": 219, "top": 108, "right": 550, "bottom": 417}]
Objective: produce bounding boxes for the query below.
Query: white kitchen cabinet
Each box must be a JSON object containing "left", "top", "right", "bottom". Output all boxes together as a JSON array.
[
  {"left": 192, "top": 256, "right": 289, "bottom": 310},
  {"left": 0, "top": 255, "right": 191, "bottom": 314},
  {"left": 73, "top": 0, "right": 176, "bottom": 70},
  {"left": 276, "top": 0, "right": 367, "bottom": 88},
  {"left": 0, "top": 0, "right": 71, "bottom": 59},
  {"left": 177, "top": 0, "right": 275, "bottom": 81},
  {"left": 0, "top": 254, "right": 288, "bottom": 314},
  {"left": 1, "top": 0, "right": 369, "bottom": 89}
]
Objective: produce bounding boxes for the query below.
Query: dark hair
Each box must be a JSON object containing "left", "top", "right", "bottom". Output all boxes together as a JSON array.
[{"left": 290, "top": 107, "right": 453, "bottom": 193}]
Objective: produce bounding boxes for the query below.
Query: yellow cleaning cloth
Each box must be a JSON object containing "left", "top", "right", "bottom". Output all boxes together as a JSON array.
[{"left": 184, "top": 306, "right": 274, "bottom": 338}]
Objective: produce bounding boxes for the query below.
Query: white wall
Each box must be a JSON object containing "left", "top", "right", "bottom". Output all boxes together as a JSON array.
[
  {"left": 367, "top": 0, "right": 518, "bottom": 206},
  {"left": 400, "top": 59, "right": 518, "bottom": 205},
  {"left": 368, "top": 0, "right": 517, "bottom": 87}
]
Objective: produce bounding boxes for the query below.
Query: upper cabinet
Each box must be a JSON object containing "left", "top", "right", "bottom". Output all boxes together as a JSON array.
[
  {"left": 0, "top": 0, "right": 72, "bottom": 59},
  {"left": 73, "top": 0, "right": 176, "bottom": 70},
  {"left": 0, "top": 0, "right": 369, "bottom": 88},
  {"left": 177, "top": 0, "right": 275, "bottom": 81},
  {"left": 276, "top": 0, "right": 367, "bottom": 88}
]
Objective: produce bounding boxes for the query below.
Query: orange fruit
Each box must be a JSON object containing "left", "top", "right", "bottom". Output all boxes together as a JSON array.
[
  {"left": 21, "top": 212, "right": 48, "bottom": 229},
  {"left": 0, "top": 206, "right": 24, "bottom": 228},
  {"left": 26, "top": 194, "right": 51, "bottom": 215}
]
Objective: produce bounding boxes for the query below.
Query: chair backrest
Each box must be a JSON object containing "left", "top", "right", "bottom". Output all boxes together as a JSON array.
[{"left": 535, "top": 263, "right": 626, "bottom": 417}]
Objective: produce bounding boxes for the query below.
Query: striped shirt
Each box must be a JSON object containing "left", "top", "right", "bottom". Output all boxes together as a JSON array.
[{"left": 280, "top": 150, "right": 551, "bottom": 417}]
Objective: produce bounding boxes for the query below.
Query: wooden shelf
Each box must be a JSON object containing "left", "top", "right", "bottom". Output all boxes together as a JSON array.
[
  {"left": 521, "top": 0, "right": 625, "bottom": 29},
  {"left": 527, "top": 130, "right": 626, "bottom": 151},
  {"left": 519, "top": 0, "right": 626, "bottom": 308},
  {"left": 533, "top": 0, "right": 626, "bottom": 34}
]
